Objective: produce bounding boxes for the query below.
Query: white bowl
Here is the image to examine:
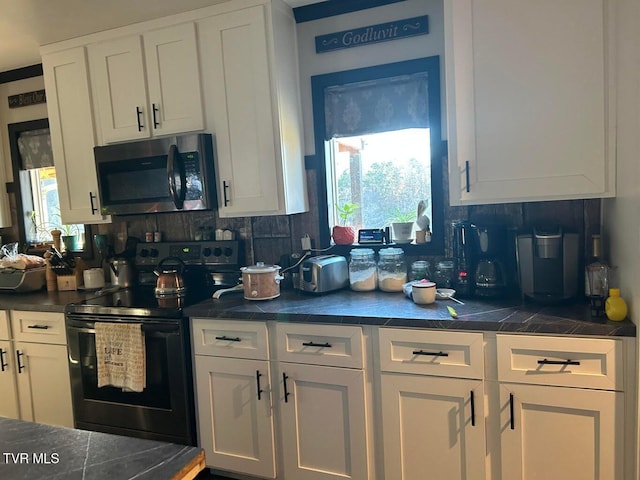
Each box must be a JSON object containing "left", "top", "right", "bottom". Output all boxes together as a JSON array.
[{"left": 436, "top": 288, "right": 456, "bottom": 300}]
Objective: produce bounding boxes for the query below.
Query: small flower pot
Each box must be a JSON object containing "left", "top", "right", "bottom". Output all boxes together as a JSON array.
[{"left": 332, "top": 226, "right": 356, "bottom": 245}]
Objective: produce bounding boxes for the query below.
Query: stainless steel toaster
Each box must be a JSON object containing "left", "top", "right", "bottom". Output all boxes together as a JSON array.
[{"left": 299, "top": 255, "right": 349, "bottom": 293}]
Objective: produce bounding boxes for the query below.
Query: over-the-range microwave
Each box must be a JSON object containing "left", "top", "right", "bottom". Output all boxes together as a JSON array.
[{"left": 94, "top": 133, "right": 215, "bottom": 215}]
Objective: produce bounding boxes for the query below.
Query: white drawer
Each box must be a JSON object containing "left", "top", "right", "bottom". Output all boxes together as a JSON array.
[
  {"left": 497, "top": 334, "right": 623, "bottom": 390},
  {"left": 274, "top": 323, "right": 363, "bottom": 369},
  {"left": 192, "top": 319, "right": 269, "bottom": 360},
  {"left": 0, "top": 311, "right": 9, "bottom": 340},
  {"left": 10, "top": 311, "right": 66, "bottom": 345},
  {"left": 379, "top": 328, "right": 484, "bottom": 379}
]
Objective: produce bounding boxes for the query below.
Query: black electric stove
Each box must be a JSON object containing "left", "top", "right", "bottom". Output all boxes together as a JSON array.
[{"left": 66, "top": 240, "right": 241, "bottom": 319}]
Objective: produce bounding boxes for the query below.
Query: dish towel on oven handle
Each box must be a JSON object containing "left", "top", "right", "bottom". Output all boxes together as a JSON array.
[{"left": 95, "top": 322, "right": 146, "bottom": 392}]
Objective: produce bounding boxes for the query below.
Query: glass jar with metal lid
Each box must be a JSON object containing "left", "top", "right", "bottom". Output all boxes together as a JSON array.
[
  {"left": 410, "top": 260, "right": 431, "bottom": 281},
  {"left": 348, "top": 248, "right": 377, "bottom": 291},
  {"left": 377, "top": 247, "right": 407, "bottom": 292},
  {"left": 433, "top": 260, "right": 455, "bottom": 288}
]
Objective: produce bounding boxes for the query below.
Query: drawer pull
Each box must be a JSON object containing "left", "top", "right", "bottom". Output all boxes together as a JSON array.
[
  {"left": 0, "top": 348, "right": 7, "bottom": 372},
  {"left": 215, "top": 335, "right": 241, "bottom": 342},
  {"left": 302, "top": 341, "right": 332, "bottom": 348},
  {"left": 470, "top": 390, "right": 476, "bottom": 427},
  {"left": 16, "top": 350, "right": 25, "bottom": 374},
  {"left": 509, "top": 393, "right": 515, "bottom": 430},
  {"left": 537, "top": 358, "right": 580, "bottom": 366},
  {"left": 283, "top": 372, "right": 290, "bottom": 403},
  {"left": 256, "top": 370, "right": 263, "bottom": 401},
  {"left": 412, "top": 350, "right": 449, "bottom": 357},
  {"left": 136, "top": 106, "right": 144, "bottom": 131},
  {"left": 27, "top": 324, "right": 50, "bottom": 330}
]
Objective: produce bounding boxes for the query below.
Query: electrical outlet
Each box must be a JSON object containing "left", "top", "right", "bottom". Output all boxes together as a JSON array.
[{"left": 301, "top": 234, "right": 312, "bottom": 251}]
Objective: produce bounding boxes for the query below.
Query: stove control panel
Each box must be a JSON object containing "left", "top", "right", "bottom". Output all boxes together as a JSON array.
[{"left": 135, "top": 241, "right": 240, "bottom": 268}]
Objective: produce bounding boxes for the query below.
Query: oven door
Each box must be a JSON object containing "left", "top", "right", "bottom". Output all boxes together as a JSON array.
[{"left": 66, "top": 316, "right": 196, "bottom": 445}]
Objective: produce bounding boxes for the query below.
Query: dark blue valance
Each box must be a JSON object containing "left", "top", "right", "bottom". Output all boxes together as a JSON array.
[{"left": 324, "top": 72, "right": 429, "bottom": 140}]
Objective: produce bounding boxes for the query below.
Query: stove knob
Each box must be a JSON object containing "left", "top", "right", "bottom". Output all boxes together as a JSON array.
[
  {"left": 203, "top": 247, "right": 212, "bottom": 257},
  {"left": 150, "top": 248, "right": 159, "bottom": 257},
  {"left": 213, "top": 247, "right": 222, "bottom": 257},
  {"left": 224, "top": 247, "right": 233, "bottom": 257},
  {"left": 139, "top": 249, "right": 149, "bottom": 257}
]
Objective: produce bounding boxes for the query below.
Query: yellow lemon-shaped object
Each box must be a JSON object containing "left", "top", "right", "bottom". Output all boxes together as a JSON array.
[{"left": 605, "top": 288, "right": 628, "bottom": 322}]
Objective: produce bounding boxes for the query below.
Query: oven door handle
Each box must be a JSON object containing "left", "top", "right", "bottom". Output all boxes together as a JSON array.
[{"left": 66, "top": 324, "right": 180, "bottom": 335}]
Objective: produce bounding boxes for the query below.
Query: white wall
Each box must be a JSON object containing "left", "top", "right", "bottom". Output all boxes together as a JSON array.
[
  {"left": 295, "top": 0, "right": 444, "bottom": 155},
  {"left": 602, "top": 0, "right": 640, "bottom": 477},
  {"left": 0, "top": 75, "right": 48, "bottom": 227}
]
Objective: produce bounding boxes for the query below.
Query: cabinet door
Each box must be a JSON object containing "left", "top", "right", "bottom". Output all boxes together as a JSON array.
[
  {"left": 14, "top": 342, "right": 73, "bottom": 428},
  {"left": 278, "top": 362, "right": 369, "bottom": 480},
  {"left": 445, "top": 0, "right": 615, "bottom": 205},
  {"left": 143, "top": 23, "right": 203, "bottom": 136},
  {"left": 381, "top": 374, "right": 485, "bottom": 480},
  {"left": 89, "top": 35, "right": 149, "bottom": 143},
  {"left": 500, "top": 383, "right": 623, "bottom": 480},
  {"left": 0, "top": 340, "right": 19, "bottom": 419},
  {"left": 198, "top": 6, "right": 281, "bottom": 216},
  {"left": 42, "top": 47, "right": 110, "bottom": 225},
  {"left": 195, "top": 356, "right": 275, "bottom": 479}
]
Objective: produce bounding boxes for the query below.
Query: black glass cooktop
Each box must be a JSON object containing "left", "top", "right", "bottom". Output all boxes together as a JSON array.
[{"left": 65, "top": 285, "right": 210, "bottom": 319}]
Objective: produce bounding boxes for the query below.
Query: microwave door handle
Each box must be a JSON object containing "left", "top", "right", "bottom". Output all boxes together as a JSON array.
[{"left": 167, "top": 144, "right": 186, "bottom": 209}]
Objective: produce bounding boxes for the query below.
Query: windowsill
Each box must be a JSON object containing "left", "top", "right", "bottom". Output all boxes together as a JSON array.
[{"left": 325, "top": 241, "right": 444, "bottom": 257}]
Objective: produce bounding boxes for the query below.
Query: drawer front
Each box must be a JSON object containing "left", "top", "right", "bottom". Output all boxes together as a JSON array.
[
  {"left": 10, "top": 311, "right": 66, "bottom": 345},
  {"left": 0, "top": 311, "right": 9, "bottom": 340},
  {"left": 275, "top": 323, "right": 363, "bottom": 369},
  {"left": 497, "top": 334, "right": 623, "bottom": 390},
  {"left": 192, "top": 319, "right": 268, "bottom": 360},
  {"left": 379, "top": 328, "right": 484, "bottom": 379}
]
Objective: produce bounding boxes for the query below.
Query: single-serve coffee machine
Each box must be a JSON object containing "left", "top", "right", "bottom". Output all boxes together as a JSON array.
[{"left": 516, "top": 226, "right": 579, "bottom": 302}]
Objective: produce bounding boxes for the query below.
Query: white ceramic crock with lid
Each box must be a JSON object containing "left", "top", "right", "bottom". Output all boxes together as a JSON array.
[{"left": 240, "top": 262, "right": 284, "bottom": 300}]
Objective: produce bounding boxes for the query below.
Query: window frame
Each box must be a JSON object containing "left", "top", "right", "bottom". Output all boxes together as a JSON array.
[
  {"left": 7, "top": 118, "right": 94, "bottom": 258},
  {"left": 310, "top": 56, "right": 445, "bottom": 255}
]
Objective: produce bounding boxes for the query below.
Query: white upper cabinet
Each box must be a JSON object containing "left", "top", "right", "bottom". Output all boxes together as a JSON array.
[
  {"left": 42, "top": 47, "right": 110, "bottom": 225},
  {"left": 444, "top": 0, "right": 615, "bottom": 205},
  {"left": 198, "top": 1, "right": 308, "bottom": 217},
  {"left": 88, "top": 23, "right": 203, "bottom": 144}
]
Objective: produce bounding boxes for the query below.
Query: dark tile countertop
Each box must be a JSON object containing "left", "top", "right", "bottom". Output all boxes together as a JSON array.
[
  {"left": 0, "top": 416, "right": 204, "bottom": 480},
  {"left": 0, "top": 289, "right": 97, "bottom": 313},
  {"left": 0, "top": 287, "right": 633, "bottom": 337},
  {"left": 185, "top": 289, "right": 636, "bottom": 337}
]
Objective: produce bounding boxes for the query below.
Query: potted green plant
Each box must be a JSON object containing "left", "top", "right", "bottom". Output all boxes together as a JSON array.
[
  {"left": 332, "top": 203, "right": 358, "bottom": 245},
  {"left": 59, "top": 224, "right": 80, "bottom": 252},
  {"left": 388, "top": 208, "right": 416, "bottom": 243}
]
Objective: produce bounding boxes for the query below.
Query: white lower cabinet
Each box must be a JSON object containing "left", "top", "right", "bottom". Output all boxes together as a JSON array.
[
  {"left": 192, "top": 321, "right": 631, "bottom": 480},
  {"left": 0, "top": 310, "right": 73, "bottom": 428},
  {"left": 274, "top": 322, "right": 370, "bottom": 480},
  {"left": 192, "top": 319, "right": 275, "bottom": 478},
  {"left": 493, "top": 333, "right": 626, "bottom": 480},
  {"left": 195, "top": 355, "right": 276, "bottom": 478},
  {"left": 499, "top": 383, "right": 622, "bottom": 480},
  {"left": 381, "top": 374, "right": 485, "bottom": 480},
  {"left": 276, "top": 362, "right": 369, "bottom": 480},
  {"left": 378, "top": 328, "right": 486, "bottom": 480},
  {"left": 13, "top": 341, "right": 73, "bottom": 426},
  {"left": 192, "top": 319, "right": 370, "bottom": 479}
]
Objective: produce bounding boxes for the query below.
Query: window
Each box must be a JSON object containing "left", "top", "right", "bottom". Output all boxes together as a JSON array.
[
  {"left": 326, "top": 129, "right": 432, "bottom": 230},
  {"left": 311, "top": 57, "right": 444, "bottom": 253},
  {"left": 8, "top": 119, "right": 90, "bottom": 254}
]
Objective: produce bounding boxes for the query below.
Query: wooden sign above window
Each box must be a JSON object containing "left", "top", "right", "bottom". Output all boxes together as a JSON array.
[
  {"left": 8, "top": 89, "right": 46, "bottom": 109},
  {"left": 315, "top": 15, "right": 428, "bottom": 53}
]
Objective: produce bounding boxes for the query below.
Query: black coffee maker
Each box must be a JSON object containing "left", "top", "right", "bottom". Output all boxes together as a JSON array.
[{"left": 452, "top": 221, "right": 509, "bottom": 298}]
